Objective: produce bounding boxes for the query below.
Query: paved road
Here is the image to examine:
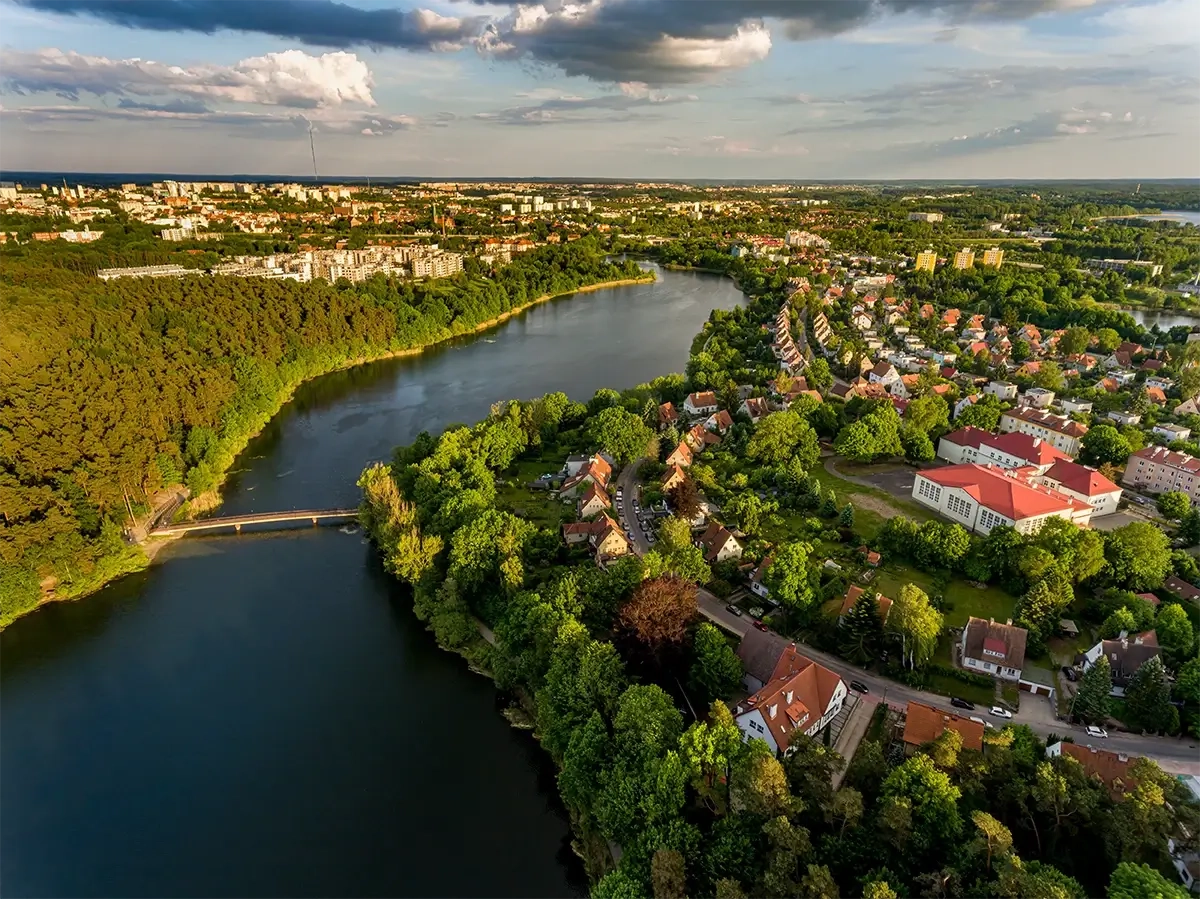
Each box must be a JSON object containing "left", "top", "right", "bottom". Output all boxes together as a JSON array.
[
  {"left": 616, "top": 459, "right": 651, "bottom": 554},
  {"left": 694, "top": 591, "right": 1200, "bottom": 775}
]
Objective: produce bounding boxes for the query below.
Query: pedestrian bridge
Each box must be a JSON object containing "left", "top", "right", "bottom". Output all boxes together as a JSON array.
[{"left": 149, "top": 509, "right": 358, "bottom": 536}]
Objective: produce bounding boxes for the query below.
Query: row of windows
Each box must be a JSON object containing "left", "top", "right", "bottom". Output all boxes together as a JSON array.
[
  {"left": 979, "top": 509, "right": 1006, "bottom": 530},
  {"left": 946, "top": 494, "right": 973, "bottom": 519},
  {"left": 917, "top": 480, "right": 942, "bottom": 503}
]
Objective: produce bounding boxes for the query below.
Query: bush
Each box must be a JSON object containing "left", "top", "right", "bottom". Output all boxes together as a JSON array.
[{"left": 927, "top": 663, "right": 995, "bottom": 689}]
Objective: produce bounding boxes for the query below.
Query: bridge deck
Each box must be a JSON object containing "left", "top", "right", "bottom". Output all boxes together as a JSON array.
[{"left": 150, "top": 509, "right": 358, "bottom": 536}]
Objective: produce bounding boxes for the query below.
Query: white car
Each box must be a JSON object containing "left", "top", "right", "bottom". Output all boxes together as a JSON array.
[
  {"left": 989, "top": 706, "right": 1013, "bottom": 719},
  {"left": 969, "top": 716, "right": 986, "bottom": 726},
  {"left": 1085, "top": 725, "right": 1108, "bottom": 738}
]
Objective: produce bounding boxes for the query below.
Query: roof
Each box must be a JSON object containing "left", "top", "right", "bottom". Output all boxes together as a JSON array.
[
  {"left": 1001, "top": 406, "right": 1088, "bottom": 439},
  {"left": 919, "top": 463, "right": 1089, "bottom": 521},
  {"left": 1129, "top": 446, "right": 1200, "bottom": 475},
  {"left": 738, "top": 651, "right": 845, "bottom": 749},
  {"left": 710, "top": 409, "right": 735, "bottom": 431},
  {"left": 838, "top": 586, "right": 893, "bottom": 621},
  {"left": 1134, "top": 592, "right": 1161, "bottom": 607},
  {"left": 744, "top": 397, "right": 770, "bottom": 418},
  {"left": 1095, "top": 632, "right": 1161, "bottom": 682},
  {"left": 579, "top": 482, "right": 611, "bottom": 509},
  {"left": 962, "top": 616, "right": 1028, "bottom": 671},
  {"left": 687, "top": 390, "right": 717, "bottom": 408},
  {"left": 1041, "top": 460, "right": 1121, "bottom": 497},
  {"left": 666, "top": 441, "right": 694, "bottom": 465},
  {"left": 942, "top": 426, "right": 1072, "bottom": 468},
  {"left": 1053, "top": 742, "right": 1137, "bottom": 794},
  {"left": 903, "top": 702, "right": 984, "bottom": 752},
  {"left": 658, "top": 401, "right": 678, "bottom": 424},
  {"left": 661, "top": 464, "right": 687, "bottom": 489},
  {"left": 736, "top": 627, "right": 793, "bottom": 685},
  {"left": 870, "top": 360, "right": 895, "bottom": 377},
  {"left": 1164, "top": 575, "right": 1200, "bottom": 602},
  {"left": 697, "top": 521, "right": 739, "bottom": 561}
]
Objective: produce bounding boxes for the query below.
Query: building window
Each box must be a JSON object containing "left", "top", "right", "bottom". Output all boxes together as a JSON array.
[
  {"left": 946, "top": 494, "right": 973, "bottom": 519},
  {"left": 917, "top": 480, "right": 942, "bottom": 504}
]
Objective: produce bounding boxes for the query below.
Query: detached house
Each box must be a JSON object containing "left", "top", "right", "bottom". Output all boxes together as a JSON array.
[
  {"left": 902, "top": 701, "right": 984, "bottom": 754},
  {"left": 685, "top": 423, "right": 720, "bottom": 451},
  {"left": 837, "top": 585, "right": 892, "bottom": 622},
  {"left": 741, "top": 397, "right": 770, "bottom": 424},
  {"left": 1045, "top": 741, "right": 1137, "bottom": 796},
  {"left": 657, "top": 402, "right": 679, "bottom": 429},
  {"left": 559, "top": 454, "right": 613, "bottom": 499},
  {"left": 562, "top": 513, "right": 631, "bottom": 562},
  {"left": 961, "top": 616, "right": 1028, "bottom": 682},
  {"left": 734, "top": 630, "right": 847, "bottom": 752},
  {"left": 665, "top": 441, "right": 694, "bottom": 468},
  {"left": 697, "top": 521, "right": 743, "bottom": 563},
  {"left": 705, "top": 409, "right": 735, "bottom": 434},
  {"left": 1080, "top": 630, "right": 1160, "bottom": 696},
  {"left": 660, "top": 464, "right": 688, "bottom": 494},
  {"left": 868, "top": 360, "right": 901, "bottom": 387},
  {"left": 684, "top": 391, "right": 719, "bottom": 416},
  {"left": 577, "top": 483, "right": 611, "bottom": 519}
]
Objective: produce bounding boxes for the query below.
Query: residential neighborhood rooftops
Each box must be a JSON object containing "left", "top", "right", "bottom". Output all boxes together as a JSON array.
[
  {"left": 962, "top": 616, "right": 1028, "bottom": 671},
  {"left": 1164, "top": 575, "right": 1200, "bottom": 602},
  {"left": 920, "top": 463, "right": 1089, "bottom": 521},
  {"left": 903, "top": 701, "right": 984, "bottom": 752},
  {"left": 1041, "top": 460, "right": 1121, "bottom": 497},
  {"left": 1128, "top": 445, "right": 1200, "bottom": 475},
  {"left": 1002, "top": 406, "right": 1089, "bottom": 438}
]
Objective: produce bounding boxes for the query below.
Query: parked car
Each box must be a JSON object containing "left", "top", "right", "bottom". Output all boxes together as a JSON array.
[
  {"left": 969, "top": 716, "right": 986, "bottom": 726},
  {"left": 1085, "top": 725, "right": 1108, "bottom": 738},
  {"left": 950, "top": 697, "right": 975, "bottom": 711},
  {"left": 753, "top": 620, "right": 769, "bottom": 632},
  {"left": 725, "top": 604, "right": 743, "bottom": 617},
  {"left": 1061, "top": 666, "right": 1078, "bottom": 682},
  {"left": 989, "top": 706, "right": 1013, "bottom": 719},
  {"left": 849, "top": 680, "right": 869, "bottom": 695}
]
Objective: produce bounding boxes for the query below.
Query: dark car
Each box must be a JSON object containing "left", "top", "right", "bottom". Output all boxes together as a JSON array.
[
  {"left": 725, "top": 604, "right": 744, "bottom": 617},
  {"left": 950, "top": 697, "right": 975, "bottom": 711},
  {"left": 849, "top": 680, "right": 870, "bottom": 695},
  {"left": 1061, "top": 666, "right": 1078, "bottom": 682},
  {"left": 753, "top": 620, "right": 769, "bottom": 632}
]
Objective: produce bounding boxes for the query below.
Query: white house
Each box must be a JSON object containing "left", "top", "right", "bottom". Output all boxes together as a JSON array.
[
  {"left": 1107, "top": 410, "right": 1142, "bottom": 427},
  {"left": 953, "top": 394, "right": 981, "bottom": 420},
  {"left": 985, "top": 380, "right": 1018, "bottom": 400},
  {"left": 697, "top": 522, "right": 742, "bottom": 563},
  {"left": 1059, "top": 397, "right": 1093, "bottom": 415},
  {"left": 912, "top": 464, "right": 1093, "bottom": 534},
  {"left": 998, "top": 407, "right": 1089, "bottom": 457},
  {"left": 684, "top": 391, "right": 719, "bottom": 416},
  {"left": 1080, "top": 630, "right": 1161, "bottom": 696},
  {"left": 867, "top": 360, "right": 901, "bottom": 387},
  {"left": 734, "top": 634, "right": 847, "bottom": 753},
  {"left": 1154, "top": 422, "right": 1192, "bottom": 443},
  {"left": 741, "top": 397, "right": 770, "bottom": 424},
  {"left": 961, "top": 617, "right": 1027, "bottom": 682},
  {"left": 1018, "top": 388, "right": 1056, "bottom": 408},
  {"left": 937, "top": 426, "right": 1071, "bottom": 474},
  {"left": 1036, "top": 460, "right": 1122, "bottom": 516},
  {"left": 748, "top": 556, "right": 772, "bottom": 600}
]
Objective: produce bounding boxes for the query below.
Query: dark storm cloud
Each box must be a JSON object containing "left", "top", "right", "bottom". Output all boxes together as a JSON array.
[{"left": 16, "top": 0, "right": 485, "bottom": 51}]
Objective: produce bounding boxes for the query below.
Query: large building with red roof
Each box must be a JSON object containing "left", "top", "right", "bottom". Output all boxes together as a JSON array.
[
  {"left": 937, "top": 426, "right": 1072, "bottom": 473},
  {"left": 1037, "top": 460, "right": 1122, "bottom": 516},
  {"left": 734, "top": 631, "right": 847, "bottom": 753},
  {"left": 912, "top": 463, "right": 1093, "bottom": 534}
]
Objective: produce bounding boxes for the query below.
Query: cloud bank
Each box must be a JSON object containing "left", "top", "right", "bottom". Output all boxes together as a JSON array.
[{"left": 20, "top": 0, "right": 1113, "bottom": 83}]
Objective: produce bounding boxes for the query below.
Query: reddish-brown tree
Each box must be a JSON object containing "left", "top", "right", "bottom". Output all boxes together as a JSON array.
[{"left": 618, "top": 574, "right": 697, "bottom": 653}]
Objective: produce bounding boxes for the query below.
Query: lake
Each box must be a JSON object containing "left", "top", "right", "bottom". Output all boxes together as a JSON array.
[{"left": 0, "top": 264, "right": 747, "bottom": 898}]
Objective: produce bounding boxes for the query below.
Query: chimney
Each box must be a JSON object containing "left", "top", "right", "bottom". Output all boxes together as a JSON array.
[{"left": 1006, "top": 618, "right": 1013, "bottom": 626}]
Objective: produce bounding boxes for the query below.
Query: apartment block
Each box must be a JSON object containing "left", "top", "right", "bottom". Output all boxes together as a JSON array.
[{"left": 1122, "top": 446, "right": 1200, "bottom": 501}]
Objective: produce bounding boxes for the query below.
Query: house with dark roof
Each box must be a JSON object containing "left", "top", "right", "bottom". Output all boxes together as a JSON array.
[
  {"left": 1165, "top": 575, "right": 1200, "bottom": 604},
  {"left": 903, "top": 701, "right": 984, "bottom": 753},
  {"left": 961, "top": 616, "right": 1027, "bottom": 682},
  {"left": 740, "top": 396, "right": 770, "bottom": 424},
  {"left": 1080, "top": 630, "right": 1160, "bottom": 696},
  {"left": 696, "top": 521, "right": 742, "bottom": 563},
  {"left": 748, "top": 556, "right": 773, "bottom": 601},
  {"left": 734, "top": 637, "right": 847, "bottom": 753}
]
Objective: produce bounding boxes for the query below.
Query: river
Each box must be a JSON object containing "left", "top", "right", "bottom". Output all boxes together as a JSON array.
[{"left": 0, "top": 264, "right": 747, "bottom": 899}]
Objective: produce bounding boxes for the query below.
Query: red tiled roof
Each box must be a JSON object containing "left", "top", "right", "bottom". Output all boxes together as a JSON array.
[
  {"left": 1002, "top": 406, "right": 1089, "bottom": 438},
  {"left": 903, "top": 702, "right": 984, "bottom": 752},
  {"left": 1055, "top": 742, "right": 1137, "bottom": 794},
  {"left": 942, "top": 426, "right": 1073, "bottom": 467},
  {"left": 1129, "top": 446, "right": 1200, "bottom": 475},
  {"left": 579, "top": 482, "right": 611, "bottom": 509},
  {"left": 838, "top": 586, "right": 892, "bottom": 620},
  {"left": 658, "top": 402, "right": 678, "bottom": 424},
  {"left": 687, "top": 391, "right": 717, "bottom": 408},
  {"left": 919, "top": 463, "right": 1089, "bottom": 520},
  {"left": 1042, "top": 460, "right": 1121, "bottom": 497},
  {"left": 740, "top": 651, "right": 845, "bottom": 749}
]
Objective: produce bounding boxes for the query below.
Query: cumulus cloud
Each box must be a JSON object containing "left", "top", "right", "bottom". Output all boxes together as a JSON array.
[
  {"left": 21, "top": 0, "right": 1123, "bottom": 84},
  {"left": 2, "top": 48, "right": 377, "bottom": 109}
]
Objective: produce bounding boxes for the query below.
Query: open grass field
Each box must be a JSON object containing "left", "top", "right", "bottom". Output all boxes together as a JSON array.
[{"left": 869, "top": 563, "right": 1016, "bottom": 628}]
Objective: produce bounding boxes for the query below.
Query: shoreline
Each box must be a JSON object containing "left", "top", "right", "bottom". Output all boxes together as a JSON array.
[{"left": 2, "top": 273, "right": 655, "bottom": 631}]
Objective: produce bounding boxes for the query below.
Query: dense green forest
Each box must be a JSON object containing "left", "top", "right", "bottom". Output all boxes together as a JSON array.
[
  {"left": 0, "top": 240, "right": 645, "bottom": 625},
  {"left": 359, "top": 391, "right": 1198, "bottom": 899}
]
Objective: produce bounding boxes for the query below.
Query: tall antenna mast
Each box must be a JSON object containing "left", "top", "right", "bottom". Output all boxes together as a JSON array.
[{"left": 309, "top": 125, "right": 319, "bottom": 183}]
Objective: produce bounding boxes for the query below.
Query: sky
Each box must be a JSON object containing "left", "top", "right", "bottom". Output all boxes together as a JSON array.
[{"left": 1, "top": 0, "right": 1197, "bottom": 179}]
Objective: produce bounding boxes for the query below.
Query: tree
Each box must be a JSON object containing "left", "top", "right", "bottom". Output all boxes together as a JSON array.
[
  {"left": 1016, "top": 579, "right": 1069, "bottom": 648},
  {"left": 592, "top": 869, "right": 642, "bottom": 899},
  {"left": 1072, "top": 655, "right": 1113, "bottom": 723},
  {"left": 1104, "top": 522, "right": 1173, "bottom": 591},
  {"left": 797, "top": 864, "right": 839, "bottom": 899},
  {"left": 834, "top": 421, "right": 877, "bottom": 462},
  {"left": 1158, "top": 491, "right": 1191, "bottom": 521},
  {"left": 588, "top": 406, "right": 654, "bottom": 465},
  {"left": 839, "top": 503, "right": 855, "bottom": 530},
  {"left": 1124, "top": 655, "right": 1176, "bottom": 733},
  {"left": 1080, "top": 424, "right": 1133, "bottom": 467},
  {"left": 906, "top": 395, "right": 950, "bottom": 436},
  {"left": 1059, "top": 326, "right": 1092, "bottom": 357},
  {"left": 970, "top": 810, "right": 1013, "bottom": 873},
  {"left": 726, "top": 492, "right": 777, "bottom": 536},
  {"left": 1107, "top": 862, "right": 1189, "bottom": 899},
  {"left": 827, "top": 786, "right": 864, "bottom": 836},
  {"left": 956, "top": 394, "right": 1004, "bottom": 431},
  {"left": 689, "top": 623, "right": 744, "bottom": 704},
  {"left": 761, "top": 541, "right": 817, "bottom": 625},
  {"left": 1156, "top": 603, "right": 1195, "bottom": 657},
  {"left": 643, "top": 519, "right": 712, "bottom": 584},
  {"left": 863, "top": 882, "right": 899, "bottom": 899},
  {"left": 807, "top": 358, "right": 833, "bottom": 393},
  {"left": 1101, "top": 607, "right": 1138, "bottom": 639},
  {"left": 651, "top": 848, "right": 687, "bottom": 899},
  {"left": 714, "top": 879, "right": 747, "bottom": 899},
  {"left": 618, "top": 575, "right": 697, "bottom": 655},
  {"left": 747, "top": 411, "right": 820, "bottom": 468},
  {"left": 667, "top": 476, "right": 703, "bottom": 522},
  {"left": 880, "top": 753, "right": 962, "bottom": 858},
  {"left": 838, "top": 590, "right": 885, "bottom": 664},
  {"left": 1096, "top": 327, "right": 1121, "bottom": 354},
  {"left": 901, "top": 428, "right": 936, "bottom": 463},
  {"left": 887, "top": 583, "right": 943, "bottom": 668},
  {"left": 448, "top": 509, "right": 535, "bottom": 593},
  {"left": 731, "top": 740, "right": 796, "bottom": 818},
  {"left": 1032, "top": 361, "right": 1066, "bottom": 392},
  {"left": 680, "top": 701, "right": 742, "bottom": 813}
]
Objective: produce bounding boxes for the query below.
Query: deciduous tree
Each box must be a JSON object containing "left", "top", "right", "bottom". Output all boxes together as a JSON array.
[
  {"left": 618, "top": 575, "right": 697, "bottom": 655},
  {"left": 689, "top": 622, "right": 743, "bottom": 704}
]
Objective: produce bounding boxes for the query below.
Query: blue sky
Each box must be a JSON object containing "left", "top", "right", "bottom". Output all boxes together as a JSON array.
[{"left": 1, "top": 0, "right": 1196, "bottom": 178}]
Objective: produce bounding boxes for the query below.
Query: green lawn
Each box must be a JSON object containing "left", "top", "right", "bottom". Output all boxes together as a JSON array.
[
  {"left": 497, "top": 456, "right": 575, "bottom": 529},
  {"left": 924, "top": 672, "right": 995, "bottom": 707},
  {"left": 809, "top": 462, "right": 935, "bottom": 541},
  {"left": 866, "top": 563, "right": 1016, "bottom": 629}
]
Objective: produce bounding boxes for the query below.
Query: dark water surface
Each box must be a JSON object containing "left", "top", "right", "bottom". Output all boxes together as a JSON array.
[{"left": 1, "top": 265, "right": 745, "bottom": 898}]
